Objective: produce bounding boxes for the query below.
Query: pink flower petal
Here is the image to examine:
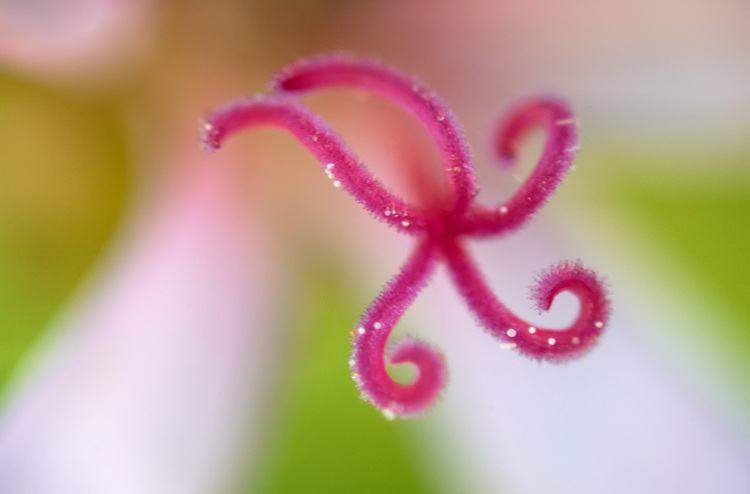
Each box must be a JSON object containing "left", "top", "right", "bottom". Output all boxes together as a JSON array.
[{"left": 0, "top": 156, "right": 277, "bottom": 492}]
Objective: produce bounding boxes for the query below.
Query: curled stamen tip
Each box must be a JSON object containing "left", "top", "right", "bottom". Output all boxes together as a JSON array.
[
  {"left": 199, "top": 118, "right": 221, "bottom": 152},
  {"left": 200, "top": 94, "right": 284, "bottom": 152},
  {"left": 352, "top": 337, "right": 446, "bottom": 419},
  {"left": 521, "top": 260, "right": 611, "bottom": 361}
]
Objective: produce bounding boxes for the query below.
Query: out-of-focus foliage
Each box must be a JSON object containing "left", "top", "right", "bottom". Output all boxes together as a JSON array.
[{"left": 0, "top": 73, "right": 129, "bottom": 386}]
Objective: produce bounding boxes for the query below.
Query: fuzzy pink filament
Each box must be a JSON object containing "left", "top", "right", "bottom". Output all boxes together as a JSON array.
[{"left": 202, "top": 53, "right": 610, "bottom": 419}]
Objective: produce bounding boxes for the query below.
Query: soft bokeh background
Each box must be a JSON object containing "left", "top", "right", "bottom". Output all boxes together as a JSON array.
[{"left": 1, "top": 0, "right": 749, "bottom": 492}]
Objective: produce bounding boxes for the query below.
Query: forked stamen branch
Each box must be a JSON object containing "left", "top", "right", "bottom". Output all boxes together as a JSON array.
[
  {"left": 272, "top": 53, "right": 478, "bottom": 219},
  {"left": 201, "top": 94, "right": 432, "bottom": 234},
  {"left": 458, "top": 97, "right": 580, "bottom": 237},
  {"left": 349, "top": 239, "right": 444, "bottom": 418},
  {"left": 203, "top": 54, "right": 610, "bottom": 419},
  {"left": 442, "top": 238, "right": 609, "bottom": 361}
]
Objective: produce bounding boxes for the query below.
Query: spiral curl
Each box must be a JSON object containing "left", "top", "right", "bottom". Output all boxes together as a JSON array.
[{"left": 202, "top": 53, "right": 610, "bottom": 418}]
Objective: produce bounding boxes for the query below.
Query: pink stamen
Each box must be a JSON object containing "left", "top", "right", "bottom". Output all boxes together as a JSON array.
[
  {"left": 201, "top": 94, "right": 431, "bottom": 234},
  {"left": 443, "top": 239, "right": 609, "bottom": 361},
  {"left": 271, "top": 53, "right": 478, "bottom": 220},
  {"left": 458, "top": 97, "right": 581, "bottom": 237},
  {"left": 202, "top": 54, "right": 611, "bottom": 418},
  {"left": 349, "top": 239, "right": 444, "bottom": 418}
]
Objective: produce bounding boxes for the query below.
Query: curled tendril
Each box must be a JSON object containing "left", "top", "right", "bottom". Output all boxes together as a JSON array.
[
  {"left": 201, "top": 53, "right": 611, "bottom": 419},
  {"left": 349, "top": 239, "right": 445, "bottom": 419},
  {"left": 443, "top": 239, "right": 609, "bottom": 361},
  {"left": 457, "top": 97, "right": 581, "bottom": 237}
]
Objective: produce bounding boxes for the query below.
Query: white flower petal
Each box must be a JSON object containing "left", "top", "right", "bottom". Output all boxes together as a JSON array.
[{"left": 0, "top": 159, "right": 278, "bottom": 493}]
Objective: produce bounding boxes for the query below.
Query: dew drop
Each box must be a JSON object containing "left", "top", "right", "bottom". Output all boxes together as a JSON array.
[
  {"left": 436, "top": 113, "right": 445, "bottom": 121},
  {"left": 348, "top": 359, "right": 355, "bottom": 368},
  {"left": 506, "top": 328, "right": 517, "bottom": 337},
  {"left": 548, "top": 337, "right": 556, "bottom": 346},
  {"left": 594, "top": 321, "right": 604, "bottom": 328},
  {"left": 373, "top": 321, "right": 383, "bottom": 330},
  {"left": 384, "top": 209, "right": 391, "bottom": 216},
  {"left": 357, "top": 327, "right": 366, "bottom": 335},
  {"left": 382, "top": 409, "right": 396, "bottom": 421},
  {"left": 401, "top": 220, "right": 410, "bottom": 227},
  {"left": 528, "top": 326, "right": 537, "bottom": 334},
  {"left": 333, "top": 180, "right": 342, "bottom": 188},
  {"left": 326, "top": 163, "right": 335, "bottom": 170},
  {"left": 499, "top": 206, "right": 508, "bottom": 214}
]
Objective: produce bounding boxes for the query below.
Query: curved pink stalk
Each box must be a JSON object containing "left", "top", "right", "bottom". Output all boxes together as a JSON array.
[
  {"left": 201, "top": 94, "right": 432, "bottom": 234},
  {"left": 442, "top": 238, "right": 609, "bottom": 361},
  {"left": 204, "top": 54, "right": 610, "bottom": 418},
  {"left": 271, "top": 53, "right": 478, "bottom": 219},
  {"left": 458, "top": 97, "right": 580, "bottom": 237},
  {"left": 350, "top": 239, "right": 445, "bottom": 419}
]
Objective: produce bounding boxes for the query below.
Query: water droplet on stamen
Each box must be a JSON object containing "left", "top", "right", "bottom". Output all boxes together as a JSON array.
[
  {"left": 357, "top": 327, "right": 366, "bottom": 335},
  {"left": 326, "top": 163, "right": 335, "bottom": 169},
  {"left": 384, "top": 209, "right": 391, "bottom": 216},
  {"left": 401, "top": 220, "right": 410, "bottom": 227},
  {"left": 382, "top": 409, "right": 396, "bottom": 421},
  {"left": 373, "top": 322, "right": 382, "bottom": 330},
  {"left": 506, "top": 328, "right": 517, "bottom": 337},
  {"left": 548, "top": 337, "right": 556, "bottom": 345},
  {"left": 594, "top": 321, "right": 603, "bottom": 328},
  {"left": 333, "top": 180, "right": 342, "bottom": 188},
  {"left": 436, "top": 113, "right": 445, "bottom": 121},
  {"left": 528, "top": 326, "right": 536, "bottom": 334},
  {"left": 348, "top": 359, "right": 355, "bottom": 367}
]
